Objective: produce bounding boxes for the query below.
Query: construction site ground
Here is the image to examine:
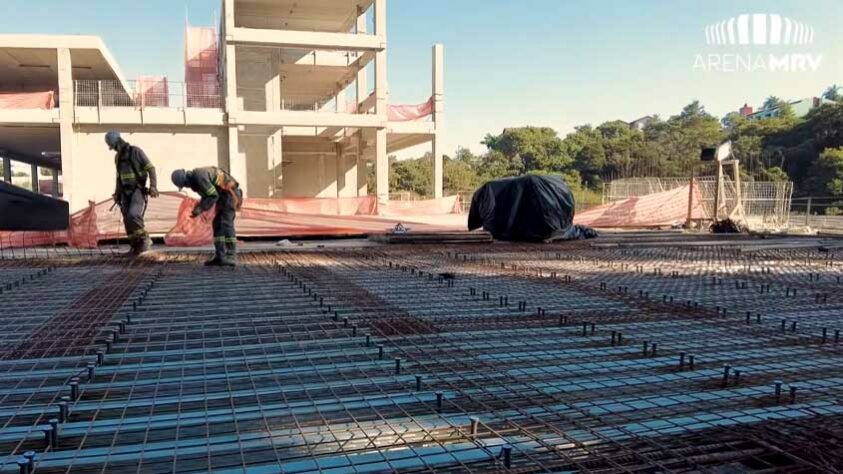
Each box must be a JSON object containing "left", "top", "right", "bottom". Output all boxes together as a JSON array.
[{"left": 1, "top": 231, "right": 842, "bottom": 472}]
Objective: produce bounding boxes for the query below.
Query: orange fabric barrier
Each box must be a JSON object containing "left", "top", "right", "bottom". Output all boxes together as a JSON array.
[
  {"left": 185, "top": 25, "right": 221, "bottom": 108},
  {"left": 378, "top": 196, "right": 461, "bottom": 216},
  {"left": 1, "top": 194, "right": 465, "bottom": 249},
  {"left": 388, "top": 98, "right": 433, "bottom": 121},
  {"left": 136, "top": 77, "right": 169, "bottom": 107},
  {"left": 0, "top": 91, "right": 55, "bottom": 110},
  {"left": 574, "top": 184, "right": 706, "bottom": 228},
  {"left": 244, "top": 196, "right": 378, "bottom": 216}
]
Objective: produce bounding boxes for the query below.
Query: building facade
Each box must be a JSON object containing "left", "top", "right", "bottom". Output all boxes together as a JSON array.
[{"left": 0, "top": 0, "right": 444, "bottom": 212}]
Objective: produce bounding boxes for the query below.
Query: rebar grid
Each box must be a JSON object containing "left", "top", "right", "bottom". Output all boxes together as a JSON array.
[{"left": 0, "top": 235, "right": 841, "bottom": 473}]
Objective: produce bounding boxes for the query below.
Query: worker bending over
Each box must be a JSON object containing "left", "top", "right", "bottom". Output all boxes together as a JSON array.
[
  {"left": 171, "top": 167, "right": 242, "bottom": 266},
  {"left": 106, "top": 131, "right": 158, "bottom": 255}
]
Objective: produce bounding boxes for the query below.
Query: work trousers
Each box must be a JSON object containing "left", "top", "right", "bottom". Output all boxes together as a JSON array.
[
  {"left": 212, "top": 190, "right": 237, "bottom": 257},
  {"left": 120, "top": 188, "right": 148, "bottom": 245}
]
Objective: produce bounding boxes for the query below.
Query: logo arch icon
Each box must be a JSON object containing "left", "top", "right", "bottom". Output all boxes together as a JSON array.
[{"left": 705, "top": 14, "right": 814, "bottom": 46}]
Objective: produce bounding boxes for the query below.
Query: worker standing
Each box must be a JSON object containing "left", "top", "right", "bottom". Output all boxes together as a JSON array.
[
  {"left": 106, "top": 131, "right": 158, "bottom": 255},
  {"left": 171, "top": 167, "right": 242, "bottom": 266}
]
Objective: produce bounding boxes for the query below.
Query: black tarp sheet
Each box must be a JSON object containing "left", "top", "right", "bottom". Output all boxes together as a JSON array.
[{"left": 468, "top": 175, "right": 597, "bottom": 242}]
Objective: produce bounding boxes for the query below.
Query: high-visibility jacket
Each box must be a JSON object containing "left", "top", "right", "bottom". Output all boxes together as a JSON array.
[
  {"left": 114, "top": 145, "right": 154, "bottom": 192},
  {"left": 188, "top": 166, "right": 242, "bottom": 216}
]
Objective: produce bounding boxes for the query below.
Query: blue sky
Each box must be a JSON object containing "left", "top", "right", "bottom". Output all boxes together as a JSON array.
[{"left": 4, "top": 0, "right": 841, "bottom": 156}]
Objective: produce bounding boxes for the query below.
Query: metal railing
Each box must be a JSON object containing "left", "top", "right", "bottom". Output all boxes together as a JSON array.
[
  {"left": 605, "top": 177, "right": 794, "bottom": 228},
  {"left": 75, "top": 80, "right": 223, "bottom": 110},
  {"left": 790, "top": 197, "right": 843, "bottom": 232}
]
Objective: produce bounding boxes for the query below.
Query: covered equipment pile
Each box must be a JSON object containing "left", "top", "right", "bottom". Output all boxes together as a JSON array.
[{"left": 468, "top": 175, "right": 597, "bottom": 242}]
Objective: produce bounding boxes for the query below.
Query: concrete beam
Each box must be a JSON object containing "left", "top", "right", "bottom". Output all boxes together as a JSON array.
[
  {"left": 231, "top": 28, "right": 385, "bottom": 51},
  {"left": 235, "top": 111, "right": 384, "bottom": 128}
]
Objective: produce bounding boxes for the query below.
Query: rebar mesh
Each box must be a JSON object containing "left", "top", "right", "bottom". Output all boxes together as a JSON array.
[{"left": 0, "top": 235, "right": 841, "bottom": 472}]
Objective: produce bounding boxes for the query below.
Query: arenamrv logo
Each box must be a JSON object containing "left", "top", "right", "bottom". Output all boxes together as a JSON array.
[{"left": 693, "top": 13, "right": 823, "bottom": 73}]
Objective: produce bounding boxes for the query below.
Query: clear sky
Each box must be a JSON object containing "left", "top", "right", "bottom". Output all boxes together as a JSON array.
[{"left": 4, "top": 0, "right": 841, "bottom": 157}]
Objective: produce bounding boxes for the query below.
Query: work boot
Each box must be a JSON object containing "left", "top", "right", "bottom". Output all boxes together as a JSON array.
[
  {"left": 219, "top": 240, "right": 237, "bottom": 267},
  {"left": 204, "top": 254, "right": 222, "bottom": 266},
  {"left": 135, "top": 236, "right": 153, "bottom": 255}
]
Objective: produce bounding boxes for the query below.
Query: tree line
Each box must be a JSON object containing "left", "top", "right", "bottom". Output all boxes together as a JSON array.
[{"left": 379, "top": 85, "right": 843, "bottom": 201}]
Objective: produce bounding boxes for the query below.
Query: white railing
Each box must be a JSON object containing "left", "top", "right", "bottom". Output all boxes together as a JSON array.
[{"left": 75, "top": 80, "right": 223, "bottom": 110}]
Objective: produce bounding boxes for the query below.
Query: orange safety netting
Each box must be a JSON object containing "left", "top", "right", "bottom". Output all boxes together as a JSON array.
[
  {"left": 185, "top": 25, "right": 221, "bottom": 108},
  {"left": 0, "top": 91, "right": 55, "bottom": 110},
  {"left": 0, "top": 194, "right": 465, "bottom": 249},
  {"left": 135, "top": 77, "right": 169, "bottom": 107},
  {"left": 388, "top": 97, "right": 433, "bottom": 121},
  {"left": 574, "top": 183, "right": 707, "bottom": 228}
]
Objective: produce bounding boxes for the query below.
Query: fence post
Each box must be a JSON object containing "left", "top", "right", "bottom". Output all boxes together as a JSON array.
[
  {"left": 686, "top": 176, "right": 695, "bottom": 228},
  {"left": 805, "top": 197, "right": 812, "bottom": 227}
]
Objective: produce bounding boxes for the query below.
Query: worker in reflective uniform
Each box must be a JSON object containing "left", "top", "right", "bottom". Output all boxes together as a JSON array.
[
  {"left": 171, "top": 167, "right": 242, "bottom": 266},
  {"left": 106, "top": 131, "right": 158, "bottom": 255}
]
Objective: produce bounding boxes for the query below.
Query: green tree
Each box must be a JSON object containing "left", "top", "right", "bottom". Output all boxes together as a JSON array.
[
  {"left": 564, "top": 125, "right": 606, "bottom": 187},
  {"left": 805, "top": 147, "right": 843, "bottom": 195},
  {"left": 481, "top": 127, "right": 572, "bottom": 175},
  {"left": 392, "top": 154, "right": 433, "bottom": 197},
  {"left": 444, "top": 148, "right": 482, "bottom": 194},
  {"left": 758, "top": 166, "right": 789, "bottom": 182}
]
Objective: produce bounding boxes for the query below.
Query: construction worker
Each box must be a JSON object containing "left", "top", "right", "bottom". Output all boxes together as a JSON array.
[
  {"left": 106, "top": 131, "right": 158, "bottom": 255},
  {"left": 171, "top": 167, "right": 242, "bottom": 266}
]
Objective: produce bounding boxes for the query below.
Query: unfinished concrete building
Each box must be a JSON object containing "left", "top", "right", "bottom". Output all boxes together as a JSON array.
[{"left": 0, "top": 0, "right": 444, "bottom": 213}]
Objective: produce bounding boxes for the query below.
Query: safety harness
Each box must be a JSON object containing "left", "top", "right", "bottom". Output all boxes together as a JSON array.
[{"left": 214, "top": 168, "right": 243, "bottom": 210}]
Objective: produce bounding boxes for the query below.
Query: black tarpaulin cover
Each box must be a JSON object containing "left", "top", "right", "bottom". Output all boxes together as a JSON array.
[{"left": 468, "top": 175, "right": 597, "bottom": 242}]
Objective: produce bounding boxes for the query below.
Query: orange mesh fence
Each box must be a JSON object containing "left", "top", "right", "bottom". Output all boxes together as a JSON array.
[
  {"left": 1, "top": 194, "right": 465, "bottom": 249},
  {"left": 0, "top": 91, "right": 55, "bottom": 110},
  {"left": 378, "top": 196, "right": 462, "bottom": 216},
  {"left": 244, "top": 196, "right": 378, "bottom": 216},
  {"left": 388, "top": 97, "right": 433, "bottom": 121},
  {"left": 575, "top": 184, "right": 707, "bottom": 228}
]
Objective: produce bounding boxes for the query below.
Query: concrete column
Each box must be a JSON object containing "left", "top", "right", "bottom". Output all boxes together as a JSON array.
[
  {"left": 228, "top": 126, "right": 247, "bottom": 196},
  {"left": 374, "top": 0, "right": 388, "bottom": 201},
  {"left": 223, "top": 0, "right": 235, "bottom": 35},
  {"left": 225, "top": 44, "right": 239, "bottom": 116},
  {"left": 336, "top": 88, "right": 346, "bottom": 115},
  {"left": 357, "top": 133, "right": 367, "bottom": 196},
  {"left": 57, "top": 48, "right": 78, "bottom": 210},
  {"left": 335, "top": 144, "right": 344, "bottom": 198},
  {"left": 265, "top": 50, "right": 281, "bottom": 113},
  {"left": 346, "top": 142, "right": 359, "bottom": 197},
  {"left": 375, "top": 128, "right": 388, "bottom": 200},
  {"left": 374, "top": 0, "right": 387, "bottom": 116},
  {"left": 432, "top": 44, "right": 444, "bottom": 199},
  {"left": 267, "top": 128, "right": 283, "bottom": 197},
  {"left": 355, "top": 6, "right": 368, "bottom": 109}
]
